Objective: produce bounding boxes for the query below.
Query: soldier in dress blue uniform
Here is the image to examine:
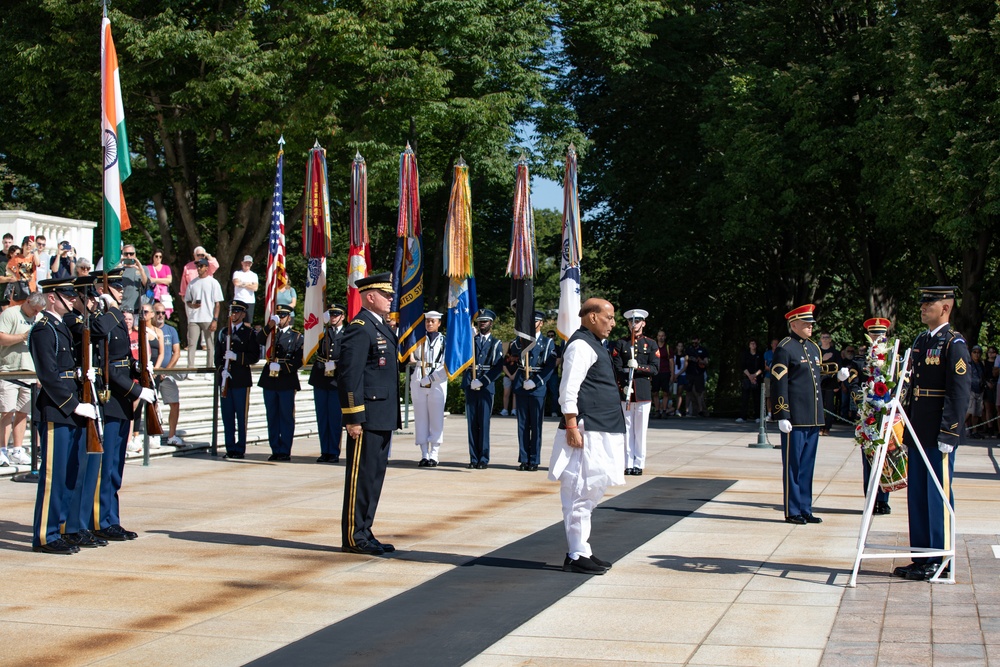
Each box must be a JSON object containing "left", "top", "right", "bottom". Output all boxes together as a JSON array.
[
  {"left": 612, "top": 308, "right": 659, "bottom": 476},
  {"left": 90, "top": 269, "right": 155, "bottom": 541},
  {"left": 893, "top": 286, "right": 972, "bottom": 581},
  {"left": 60, "top": 276, "right": 108, "bottom": 550},
  {"left": 216, "top": 300, "right": 260, "bottom": 459},
  {"left": 309, "top": 303, "right": 346, "bottom": 464},
  {"left": 509, "top": 310, "right": 557, "bottom": 471},
  {"left": 338, "top": 273, "right": 401, "bottom": 556},
  {"left": 463, "top": 309, "right": 504, "bottom": 469},
  {"left": 30, "top": 278, "right": 95, "bottom": 554},
  {"left": 772, "top": 304, "right": 825, "bottom": 525},
  {"left": 256, "top": 304, "right": 303, "bottom": 461}
]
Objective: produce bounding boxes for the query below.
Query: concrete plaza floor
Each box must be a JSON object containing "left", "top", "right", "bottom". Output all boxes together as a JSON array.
[{"left": 1, "top": 412, "right": 999, "bottom": 666}]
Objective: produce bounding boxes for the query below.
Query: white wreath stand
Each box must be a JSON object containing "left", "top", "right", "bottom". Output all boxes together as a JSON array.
[{"left": 848, "top": 347, "right": 956, "bottom": 587}]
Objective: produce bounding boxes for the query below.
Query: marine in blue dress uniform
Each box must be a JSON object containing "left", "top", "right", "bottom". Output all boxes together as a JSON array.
[
  {"left": 893, "top": 286, "right": 972, "bottom": 581},
  {"left": 216, "top": 300, "right": 260, "bottom": 459},
  {"left": 30, "top": 278, "right": 93, "bottom": 554},
  {"left": 256, "top": 305, "right": 303, "bottom": 461},
  {"left": 509, "top": 310, "right": 557, "bottom": 470},
  {"left": 338, "top": 273, "right": 401, "bottom": 556},
  {"left": 309, "top": 303, "right": 346, "bottom": 463},
  {"left": 771, "top": 304, "right": 824, "bottom": 525},
  {"left": 90, "top": 269, "right": 155, "bottom": 541},
  {"left": 462, "top": 309, "right": 504, "bottom": 468}
]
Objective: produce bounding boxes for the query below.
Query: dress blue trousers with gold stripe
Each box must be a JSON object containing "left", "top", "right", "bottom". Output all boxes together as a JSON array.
[
  {"left": 341, "top": 428, "right": 391, "bottom": 547},
  {"left": 907, "top": 445, "right": 954, "bottom": 565},
  {"left": 32, "top": 422, "right": 83, "bottom": 547},
  {"left": 780, "top": 426, "right": 819, "bottom": 518}
]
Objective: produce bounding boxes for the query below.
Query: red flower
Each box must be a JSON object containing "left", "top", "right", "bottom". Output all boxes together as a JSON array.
[
  {"left": 873, "top": 381, "right": 888, "bottom": 397},
  {"left": 866, "top": 415, "right": 876, "bottom": 425}
]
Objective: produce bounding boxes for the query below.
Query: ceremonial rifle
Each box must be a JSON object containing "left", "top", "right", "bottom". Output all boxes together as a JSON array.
[
  {"left": 625, "top": 324, "right": 636, "bottom": 411},
  {"left": 79, "top": 298, "right": 103, "bottom": 454},
  {"left": 138, "top": 312, "right": 163, "bottom": 435},
  {"left": 220, "top": 303, "right": 233, "bottom": 398}
]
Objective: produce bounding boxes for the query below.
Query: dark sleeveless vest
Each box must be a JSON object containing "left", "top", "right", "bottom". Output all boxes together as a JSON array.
[{"left": 570, "top": 328, "right": 626, "bottom": 434}]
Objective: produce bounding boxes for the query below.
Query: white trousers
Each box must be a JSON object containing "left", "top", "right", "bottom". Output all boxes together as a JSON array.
[
  {"left": 411, "top": 380, "right": 447, "bottom": 461},
  {"left": 560, "top": 476, "right": 608, "bottom": 560},
  {"left": 622, "top": 401, "right": 651, "bottom": 468}
]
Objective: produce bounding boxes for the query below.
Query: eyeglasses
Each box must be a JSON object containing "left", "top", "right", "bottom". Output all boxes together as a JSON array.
[{"left": 123, "top": 252, "right": 135, "bottom": 256}]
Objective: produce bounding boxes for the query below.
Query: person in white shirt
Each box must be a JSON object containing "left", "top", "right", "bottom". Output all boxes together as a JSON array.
[
  {"left": 184, "top": 259, "right": 223, "bottom": 370},
  {"left": 231, "top": 255, "right": 259, "bottom": 324},
  {"left": 0, "top": 292, "right": 44, "bottom": 466},
  {"left": 548, "top": 298, "right": 626, "bottom": 575},
  {"left": 408, "top": 310, "right": 448, "bottom": 467}
]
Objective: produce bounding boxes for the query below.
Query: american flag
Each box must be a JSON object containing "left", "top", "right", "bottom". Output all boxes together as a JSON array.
[{"left": 263, "top": 140, "right": 287, "bottom": 359}]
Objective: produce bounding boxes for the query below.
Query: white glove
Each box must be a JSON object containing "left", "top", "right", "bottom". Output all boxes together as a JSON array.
[
  {"left": 420, "top": 377, "right": 432, "bottom": 388},
  {"left": 86, "top": 368, "right": 96, "bottom": 383},
  {"left": 522, "top": 379, "right": 536, "bottom": 391},
  {"left": 322, "top": 311, "right": 330, "bottom": 324},
  {"left": 269, "top": 362, "right": 281, "bottom": 373},
  {"left": 470, "top": 378, "right": 483, "bottom": 390},
  {"left": 73, "top": 403, "right": 98, "bottom": 420},
  {"left": 939, "top": 442, "right": 954, "bottom": 454},
  {"left": 627, "top": 359, "right": 638, "bottom": 369},
  {"left": 98, "top": 294, "right": 115, "bottom": 310},
  {"left": 270, "top": 315, "right": 280, "bottom": 326},
  {"left": 225, "top": 350, "right": 238, "bottom": 361},
  {"left": 837, "top": 367, "right": 850, "bottom": 381},
  {"left": 221, "top": 370, "right": 232, "bottom": 383},
  {"left": 324, "top": 361, "right": 336, "bottom": 373},
  {"left": 147, "top": 361, "right": 155, "bottom": 377},
  {"left": 138, "top": 387, "right": 156, "bottom": 403},
  {"left": 778, "top": 419, "right": 793, "bottom": 434}
]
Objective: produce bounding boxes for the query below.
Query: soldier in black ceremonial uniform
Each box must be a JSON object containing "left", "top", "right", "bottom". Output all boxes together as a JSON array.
[
  {"left": 509, "top": 310, "right": 558, "bottom": 471},
  {"left": 612, "top": 308, "right": 659, "bottom": 475},
  {"left": 216, "top": 300, "right": 260, "bottom": 459},
  {"left": 462, "top": 309, "right": 504, "bottom": 468},
  {"left": 338, "top": 273, "right": 401, "bottom": 556},
  {"left": 771, "top": 304, "right": 824, "bottom": 525},
  {"left": 60, "top": 276, "right": 109, "bottom": 550},
  {"left": 893, "top": 286, "right": 972, "bottom": 581},
  {"left": 30, "top": 279, "right": 94, "bottom": 554},
  {"left": 309, "top": 303, "right": 346, "bottom": 463},
  {"left": 256, "top": 304, "right": 303, "bottom": 461},
  {"left": 90, "top": 269, "right": 155, "bottom": 541}
]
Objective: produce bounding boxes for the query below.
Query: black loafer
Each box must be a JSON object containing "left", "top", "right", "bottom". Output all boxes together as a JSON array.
[
  {"left": 803, "top": 513, "right": 823, "bottom": 524},
  {"left": 785, "top": 515, "right": 807, "bottom": 525},
  {"left": 32, "top": 538, "right": 78, "bottom": 554},
  {"left": 590, "top": 554, "right": 613, "bottom": 569},
  {"left": 343, "top": 541, "right": 385, "bottom": 556},
  {"left": 562, "top": 555, "right": 607, "bottom": 575}
]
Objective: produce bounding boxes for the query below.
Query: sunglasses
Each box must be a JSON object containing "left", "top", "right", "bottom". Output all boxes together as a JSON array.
[
  {"left": 154, "top": 311, "right": 166, "bottom": 315},
  {"left": 153, "top": 253, "right": 162, "bottom": 258},
  {"left": 123, "top": 252, "right": 135, "bottom": 256}
]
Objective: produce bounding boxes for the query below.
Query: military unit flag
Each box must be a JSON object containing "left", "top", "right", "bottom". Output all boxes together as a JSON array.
[
  {"left": 557, "top": 144, "right": 583, "bottom": 340},
  {"left": 302, "top": 141, "right": 331, "bottom": 362},
  {"left": 347, "top": 152, "right": 370, "bottom": 320},
  {"left": 443, "top": 159, "right": 476, "bottom": 379},
  {"left": 391, "top": 144, "right": 426, "bottom": 362},
  {"left": 507, "top": 155, "right": 537, "bottom": 355}
]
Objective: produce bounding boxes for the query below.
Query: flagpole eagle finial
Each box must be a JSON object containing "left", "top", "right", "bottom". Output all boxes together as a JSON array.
[
  {"left": 313, "top": 139, "right": 321, "bottom": 149},
  {"left": 355, "top": 151, "right": 364, "bottom": 163},
  {"left": 456, "top": 156, "right": 466, "bottom": 167}
]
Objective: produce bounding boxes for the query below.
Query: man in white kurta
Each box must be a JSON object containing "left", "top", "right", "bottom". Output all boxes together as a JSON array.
[
  {"left": 548, "top": 298, "right": 626, "bottom": 575},
  {"left": 410, "top": 311, "right": 447, "bottom": 466}
]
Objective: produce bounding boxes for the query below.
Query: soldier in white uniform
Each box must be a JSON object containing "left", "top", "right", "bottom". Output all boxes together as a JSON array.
[{"left": 409, "top": 310, "right": 447, "bottom": 466}]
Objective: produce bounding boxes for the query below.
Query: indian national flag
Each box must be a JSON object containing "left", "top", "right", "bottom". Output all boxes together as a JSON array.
[{"left": 102, "top": 16, "right": 131, "bottom": 265}]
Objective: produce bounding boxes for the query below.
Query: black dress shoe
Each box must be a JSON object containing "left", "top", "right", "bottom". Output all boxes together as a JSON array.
[
  {"left": 528, "top": 464, "right": 539, "bottom": 471},
  {"left": 785, "top": 515, "right": 807, "bottom": 525},
  {"left": 428, "top": 460, "right": 438, "bottom": 467},
  {"left": 518, "top": 462, "right": 528, "bottom": 471},
  {"left": 33, "top": 538, "right": 79, "bottom": 554},
  {"left": 224, "top": 452, "right": 244, "bottom": 459},
  {"left": 624, "top": 468, "right": 633, "bottom": 476},
  {"left": 590, "top": 554, "right": 613, "bottom": 569},
  {"left": 803, "top": 513, "right": 823, "bottom": 524},
  {"left": 893, "top": 562, "right": 921, "bottom": 578},
  {"left": 562, "top": 555, "right": 607, "bottom": 575},
  {"left": 874, "top": 501, "right": 891, "bottom": 515},
  {"left": 332, "top": 456, "right": 340, "bottom": 463},
  {"left": 63, "top": 531, "right": 102, "bottom": 549},
  {"left": 267, "top": 453, "right": 280, "bottom": 461},
  {"left": 113, "top": 524, "right": 138, "bottom": 540},
  {"left": 418, "top": 458, "right": 429, "bottom": 467},
  {"left": 477, "top": 462, "right": 488, "bottom": 469},
  {"left": 467, "top": 463, "right": 477, "bottom": 469},
  {"left": 371, "top": 537, "right": 395, "bottom": 553},
  {"left": 93, "top": 525, "right": 128, "bottom": 541},
  {"left": 633, "top": 468, "right": 643, "bottom": 476},
  {"left": 343, "top": 541, "right": 385, "bottom": 556},
  {"left": 316, "top": 454, "right": 331, "bottom": 463}
]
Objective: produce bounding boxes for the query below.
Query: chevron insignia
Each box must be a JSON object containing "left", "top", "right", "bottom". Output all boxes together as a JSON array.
[
  {"left": 771, "top": 364, "right": 788, "bottom": 380},
  {"left": 955, "top": 359, "right": 967, "bottom": 375}
]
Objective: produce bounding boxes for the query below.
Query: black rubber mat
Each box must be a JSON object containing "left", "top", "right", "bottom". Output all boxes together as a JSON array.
[{"left": 247, "top": 476, "right": 733, "bottom": 667}]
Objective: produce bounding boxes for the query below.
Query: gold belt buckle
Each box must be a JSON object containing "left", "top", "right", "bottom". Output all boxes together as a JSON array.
[
  {"left": 98, "top": 389, "right": 110, "bottom": 404},
  {"left": 270, "top": 366, "right": 280, "bottom": 378}
]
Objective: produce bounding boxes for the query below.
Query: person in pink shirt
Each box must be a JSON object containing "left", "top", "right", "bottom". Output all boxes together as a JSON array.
[
  {"left": 146, "top": 249, "right": 174, "bottom": 316},
  {"left": 178, "top": 246, "right": 219, "bottom": 299}
]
